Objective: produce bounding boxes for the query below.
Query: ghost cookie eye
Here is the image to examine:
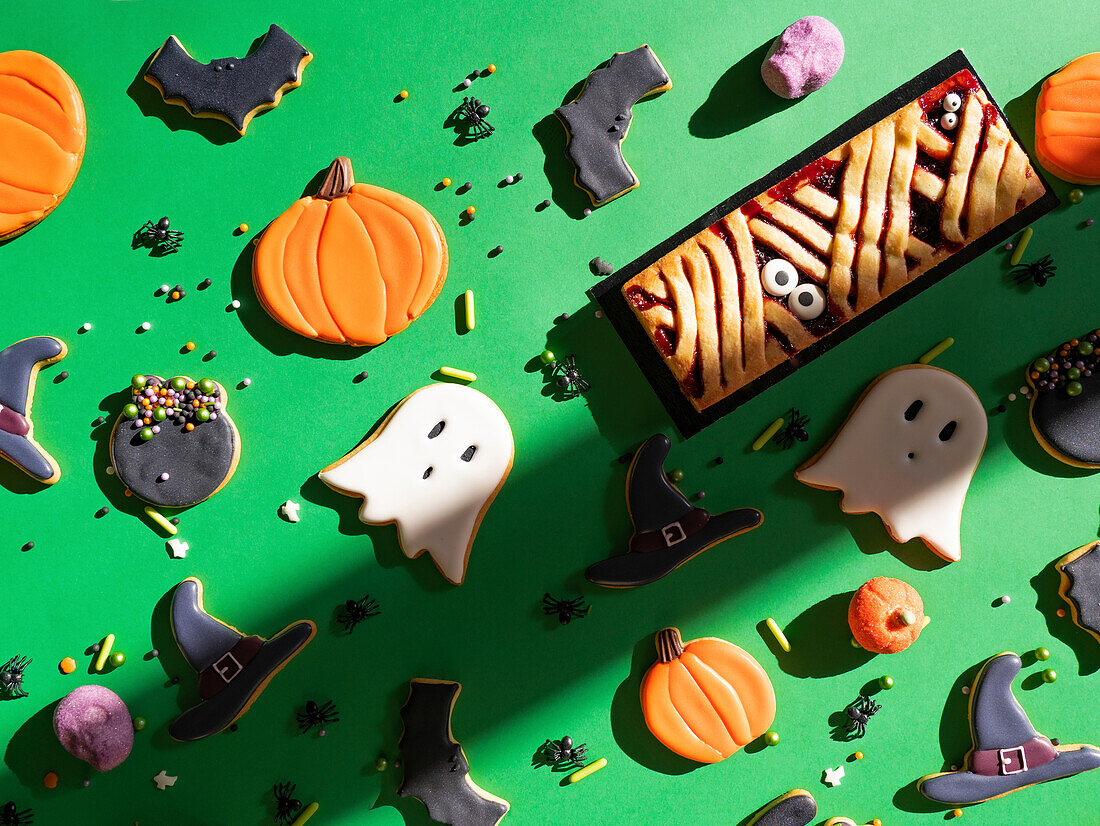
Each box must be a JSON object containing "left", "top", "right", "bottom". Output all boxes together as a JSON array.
[
  {"left": 428, "top": 421, "right": 445, "bottom": 438},
  {"left": 938, "top": 420, "right": 958, "bottom": 441},
  {"left": 904, "top": 400, "right": 923, "bottom": 420},
  {"left": 460, "top": 445, "right": 477, "bottom": 462}
]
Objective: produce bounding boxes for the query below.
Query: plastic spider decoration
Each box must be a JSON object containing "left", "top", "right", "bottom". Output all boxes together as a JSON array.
[
  {"left": 133, "top": 216, "right": 184, "bottom": 255},
  {"left": 0, "top": 801, "right": 33, "bottom": 826},
  {"left": 775, "top": 409, "right": 811, "bottom": 450},
  {"left": 542, "top": 593, "right": 590, "bottom": 625},
  {"left": 0, "top": 656, "right": 31, "bottom": 699},
  {"left": 296, "top": 699, "right": 339, "bottom": 734},
  {"left": 272, "top": 782, "right": 302, "bottom": 824},
  {"left": 337, "top": 595, "right": 380, "bottom": 633},
  {"left": 844, "top": 693, "right": 881, "bottom": 738},
  {"left": 1011, "top": 253, "right": 1056, "bottom": 287},
  {"left": 454, "top": 96, "right": 494, "bottom": 139},
  {"left": 537, "top": 735, "right": 588, "bottom": 771},
  {"left": 552, "top": 354, "right": 590, "bottom": 397}
]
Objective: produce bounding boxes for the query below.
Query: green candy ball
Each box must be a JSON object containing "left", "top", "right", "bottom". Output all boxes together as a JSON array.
[
  {"left": 153, "top": 407, "right": 168, "bottom": 421},
  {"left": 1067, "top": 367, "right": 1082, "bottom": 381},
  {"left": 132, "top": 717, "right": 147, "bottom": 731},
  {"left": 763, "top": 730, "right": 780, "bottom": 746},
  {"left": 198, "top": 379, "right": 216, "bottom": 395},
  {"left": 109, "top": 651, "right": 125, "bottom": 667},
  {"left": 375, "top": 757, "right": 389, "bottom": 772},
  {"left": 140, "top": 427, "right": 154, "bottom": 441},
  {"left": 1035, "top": 647, "right": 1051, "bottom": 662},
  {"left": 123, "top": 403, "right": 139, "bottom": 419},
  {"left": 1042, "top": 668, "right": 1057, "bottom": 683},
  {"left": 1033, "top": 357, "right": 1051, "bottom": 373},
  {"left": 669, "top": 469, "right": 685, "bottom": 483},
  {"left": 879, "top": 675, "right": 895, "bottom": 690},
  {"left": 1066, "top": 381, "right": 1084, "bottom": 397},
  {"left": 171, "top": 377, "right": 187, "bottom": 391},
  {"left": 1068, "top": 189, "right": 1085, "bottom": 204},
  {"left": 195, "top": 408, "right": 211, "bottom": 423},
  {"left": 1079, "top": 341, "right": 1095, "bottom": 356},
  {"left": 131, "top": 375, "right": 147, "bottom": 390},
  {"left": 540, "top": 350, "right": 556, "bottom": 365}
]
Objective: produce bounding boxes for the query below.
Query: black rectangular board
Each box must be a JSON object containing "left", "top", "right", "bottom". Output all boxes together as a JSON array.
[{"left": 589, "top": 50, "right": 1059, "bottom": 438}]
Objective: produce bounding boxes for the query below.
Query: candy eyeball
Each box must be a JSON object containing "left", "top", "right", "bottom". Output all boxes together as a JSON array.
[
  {"left": 789, "top": 283, "right": 826, "bottom": 320},
  {"left": 762, "top": 258, "right": 798, "bottom": 297},
  {"left": 940, "top": 111, "right": 958, "bottom": 130},
  {"left": 942, "top": 92, "right": 962, "bottom": 113}
]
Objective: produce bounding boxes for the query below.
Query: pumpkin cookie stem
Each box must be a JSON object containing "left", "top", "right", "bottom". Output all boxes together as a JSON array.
[
  {"left": 655, "top": 627, "right": 684, "bottom": 662},
  {"left": 317, "top": 157, "right": 355, "bottom": 200}
]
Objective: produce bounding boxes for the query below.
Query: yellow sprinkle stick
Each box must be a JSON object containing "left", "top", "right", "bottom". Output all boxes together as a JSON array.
[
  {"left": 1009, "top": 226, "right": 1033, "bottom": 266},
  {"left": 290, "top": 803, "right": 319, "bottom": 825},
  {"left": 439, "top": 366, "right": 476, "bottom": 382},
  {"left": 764, "top": 617, "right": 791, "bottom": 652},
  {"left": 143, "top": 506, "right": 177, "bottom": 536},
  {"left": 566, "top": 758, "right": 607, "bottom": 784},
  {"left": 464, "top": 290, "right": 475, "bottom": 331},
  {"left": 94, "top": 634, "right": 115, "bottom": 672},
  {"left": 752, "top": 418, "right": 784, "bottom": 451},
  {"left": 918, "top": 337, "right": 955, "bottom": 365}
]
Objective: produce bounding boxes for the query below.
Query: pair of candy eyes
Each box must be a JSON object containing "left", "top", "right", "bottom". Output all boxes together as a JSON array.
[
  {"left": 940, "top": 92, "right": 963, "bottom": 130},
  {"left": 422, "top": 420, "right": 477, "bottom": 479},
  {"left": 903, "top": 399, "right": 957, "bottom": 442},
  {"left": 761, "top": 259, "right": 825, "bottom": 320}
]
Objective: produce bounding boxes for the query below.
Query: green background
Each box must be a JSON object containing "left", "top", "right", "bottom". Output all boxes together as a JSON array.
[{"left": 1, "top": 1, "right": 1098, "bottom": 824}]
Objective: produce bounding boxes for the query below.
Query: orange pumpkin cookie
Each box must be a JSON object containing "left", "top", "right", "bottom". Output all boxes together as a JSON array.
[
  {"left": 848, "top": 577, "right": 929, "bottom": 654},
  {"left": 253, "top": 157, "right": 447, "bottom": 347},
  {"left": 641, "top": 627, "right": 775, "bottom": 763},
  {"left": 1035, "top": 53, "right": 1100, "bottom": 184},
  {"left": 0, "top": 51, "right": 86, "bottom": 241}
]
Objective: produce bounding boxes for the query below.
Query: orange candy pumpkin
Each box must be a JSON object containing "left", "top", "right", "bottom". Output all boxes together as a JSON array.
[
  {"left": 848, "top": 576, "right": 928, "bottom": 654},
  {"left": 640, "top": 627, "right": 775, "bottom": 763},
  {"left": 253, "top": 157, "right": 447, "bottom": 346},
  {"left": 1035, "top": 53, "right": 1100, "bottom": 185},
  {"left": 0, "top": 51, "right": 86, "bottom": 240}
]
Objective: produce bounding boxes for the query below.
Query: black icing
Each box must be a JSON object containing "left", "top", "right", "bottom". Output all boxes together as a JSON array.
[
  {"left": 554, "top": 46, "right": 670, "bottom": 206},
  {"left": 746, "top": 790, "right": 817, "bottom": 826},
  {"left": 1031, "top": 372, "right": 1100, "bottom": 466},
  {"left": 1061, "top": 543, "right": 1100, "bottom": 638},
  {"left": 398, "top": 680, "right": 509, "bottom": 826},
  {"left": 144, "top": 24, "right": 310, "bottom": 133},
  {"left": 904, "top": 400, "right": 923, "bottom": 421}
]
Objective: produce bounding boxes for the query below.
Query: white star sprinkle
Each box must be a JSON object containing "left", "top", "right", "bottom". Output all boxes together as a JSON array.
[
  {"left": 280, "top": 500, "right": 301, "bottom": 523},
  {"left": 823, "top": 765, "right": 845, "bottom": 787},
  {"left": 153, "top": 771, "right": 177, "bottom": 790},
  {"left": 166, "top": 538, "right": 189, "bottom": 559}
]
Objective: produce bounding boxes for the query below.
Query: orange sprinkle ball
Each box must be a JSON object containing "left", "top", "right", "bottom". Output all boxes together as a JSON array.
[
  {"left": 238, "top": 223, "right": 249, "bottom": 233},
  {"left": 441, "top": 178, "right": 451, "bottom": 188},
  {"left": 854, "top": 751, "right": 864, "bottom": 760},
  {"left": 185, "top": 342, "right": 195, "bottom": 351},
  {"left": 485, "top": 64, "right": 497, "bottom": 74},
  {"left": 465, "top": 206, "right": 476, "bottom": 216},
  {"left": 171, "top": 289, "right": 182, "bottom": 300},
  {"left": 1057, "top": 608, "right": 1067, "bottom": 617},
  {"left": 59, "top": 657, "right": 76, "bottom": 674},
  {"left": 44, "top": 771, "right": 58, "bottom": 788},
  {"left": 399, "top": 90, "right": 409, "bottom": 99},
  {"left": 953, "top": 809, "right": 964, "bottom": 818}
]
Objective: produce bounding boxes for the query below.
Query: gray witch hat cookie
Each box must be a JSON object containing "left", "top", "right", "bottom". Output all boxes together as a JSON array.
[
  {"left": 585, "top": 434, "right": 762, "bottom": 588},
  {"left": 918, "top": 652, "right": 1100, "bottom": 805},
  {"left": 168, "top": 578, "right": 315, "bottom": 742}
]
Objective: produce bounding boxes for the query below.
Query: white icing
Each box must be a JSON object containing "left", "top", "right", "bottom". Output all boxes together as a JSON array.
[
  {"left": 795, "top": 365, "right": 987, "bottom": 562},
  {"left": 319, "top": 383, "right": 514, "bottom": 585}
]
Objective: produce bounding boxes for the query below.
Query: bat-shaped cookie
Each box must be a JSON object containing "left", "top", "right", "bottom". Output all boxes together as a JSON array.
[
  {"left": 144, "top": 24, "right": 311, "bottom": 134},
  {"left": 555, "top": 45, "right": 671, "bottom": 206},
  {"left": 1058, "top": 542, "right": 1100, "bottom": 644},
  {"left": 398, "top": 679, "right": 509, "bottom": 826},
  {"left": 0, "top": 336, "right": 66, "bottom": 484}
]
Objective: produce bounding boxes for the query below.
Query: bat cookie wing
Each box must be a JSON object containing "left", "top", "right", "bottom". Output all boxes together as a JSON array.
[
  {"left": 144, "top": 24, "right": 311, "bottom": 134},
  {"left": 1057, "top": 542, "right": 1100, "bottom": 644}
]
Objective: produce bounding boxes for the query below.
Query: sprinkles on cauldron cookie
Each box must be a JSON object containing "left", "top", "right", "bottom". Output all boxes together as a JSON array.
[
  {"left": 1029, "top": 331, "right": 1098, "bottom": 397},
  {"left": 123, "top": 375, "right": 222, "bottom": 440}
]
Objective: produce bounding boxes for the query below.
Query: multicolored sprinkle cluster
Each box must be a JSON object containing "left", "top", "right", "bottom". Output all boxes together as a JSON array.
[
  {"left": 123, "top": 375, "right": 222, "bottom": 441},
  {"left": 1029, "top": 331, "right": 1099, "bottom": 397}
]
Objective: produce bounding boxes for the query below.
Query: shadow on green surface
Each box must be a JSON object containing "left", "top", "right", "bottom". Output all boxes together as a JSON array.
[
  {"left": 689, "top": 38, "right": 798, "bottom": 140},
  {"left": 1030, "top": 553, "right": 1100, "bottom": 677},
  {"left": 773, "top": 591, "right": 872, "bottom": 679},
  {"left": 126, "top": 59, "right": 242, "bottom": 147}
]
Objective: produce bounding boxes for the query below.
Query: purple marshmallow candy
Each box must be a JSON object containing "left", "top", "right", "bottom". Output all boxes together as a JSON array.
[
  {"left": 761, "top": 16, "right": 845, "bottom": 99},
  {"left": 54, "top": 685, "right": 134, "bottom": 771}
]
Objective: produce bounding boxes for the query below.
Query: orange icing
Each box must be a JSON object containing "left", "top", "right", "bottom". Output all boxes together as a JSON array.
[
  {"left": 0, "top": 51, "right": 86, "bottom": 239},
  {"left": 253, "top": 158, "right": 447, "bottom": 347},
  {"left": 848, "top": 576, "right": 925, "bottom": 654},
  {"left": 640, "top": 628, "right": 775, "bottom": 763},
  {"left": 1035, "top": 53, "right": 1100, "bottom": 185}
]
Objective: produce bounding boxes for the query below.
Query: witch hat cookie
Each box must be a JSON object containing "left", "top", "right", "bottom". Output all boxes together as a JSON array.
[
  {"left": 918, "top": 652, "right": 1100, "bottom": 805},
  {"left": 585, "top": 434, "right": 762, "bottom": 588},
  {"left": 168, "top": 578, "right": 315, "bottom": 742},
  {"left": 746, "top": 789, "right": 817, "bottom": 826},
  {"left": 0, "top": 336, "right": 66, "bottom": 484}
]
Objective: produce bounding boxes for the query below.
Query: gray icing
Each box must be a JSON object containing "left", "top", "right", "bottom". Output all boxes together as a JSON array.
[
  {"left": 748, "top": 789, "right": 817, "bottom": 826},
  {"left": 1032, "top": 372, "right": 1100, "bottom": 465},
  {"left": 1061, "top": 543, "right": 1100, "bottom": 638}
]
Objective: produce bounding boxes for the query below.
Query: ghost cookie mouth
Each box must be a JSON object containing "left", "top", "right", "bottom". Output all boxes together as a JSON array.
[
  {"left": 318, "top": 383, "right": 514, "bottom": 585},
  {"left": 795, "top": 364, "right": 987, "bottom": 562}
]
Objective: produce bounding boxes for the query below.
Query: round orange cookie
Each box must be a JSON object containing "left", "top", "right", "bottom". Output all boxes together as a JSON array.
[
  {"left": 253, "top": 156, "right": 447, "bottom": 347},
  {"left": 0, "top": 51, "right": 86, "bottom": 240},
  {"left": 849, "top": 577, "right": 927, "bottom": 654},
  {"left": 1035, "top": 53, "right": 1100, "bottom": 185},
  {"left": 641, "top": 627, "right": 775, "bottom": 763}
]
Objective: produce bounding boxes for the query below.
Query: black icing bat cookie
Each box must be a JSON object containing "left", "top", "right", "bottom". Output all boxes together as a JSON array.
[
  {"left": 555, "top": 45, "right": 671, "bottom": 207},
  {"left": 398, "top": 679, "right": 510, "bottom": 826},
  {"left": 144, "top": 24, "right": 311, "bottom": 134},
  {"left": 1058, "top": 542, "right": 1100, "bottom": 644}
]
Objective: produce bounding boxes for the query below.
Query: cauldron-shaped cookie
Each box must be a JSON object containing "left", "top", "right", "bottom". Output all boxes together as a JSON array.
[
  {"left": 1026, "top": 330, "right": 1100, "bottom": 468},
  {"left": 110, "top": 375, "right": 240, "bottom": 508}
]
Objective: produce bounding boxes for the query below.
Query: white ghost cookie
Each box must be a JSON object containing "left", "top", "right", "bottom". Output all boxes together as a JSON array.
[
  {"left": 794, "top": 365, "right": 987, "bottom": 563},
  {"left": 319, "top": 383, "right": 514, "bottom": 585}
]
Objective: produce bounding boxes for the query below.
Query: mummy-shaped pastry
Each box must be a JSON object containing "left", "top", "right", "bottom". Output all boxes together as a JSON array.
[
  {"left": 795, "top": 365, "right": 986, "bottom": 562},
  {"left": 319, "top": 383, "right": 514, "bottom": 585}
]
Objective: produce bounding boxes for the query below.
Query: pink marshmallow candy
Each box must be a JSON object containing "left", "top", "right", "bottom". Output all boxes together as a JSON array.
[
  {"left": 54, "top": 685, "right": 134, "bottom": 771},
  {"left": 761, "top": 16, "right": 845, "bottom": 99}
]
